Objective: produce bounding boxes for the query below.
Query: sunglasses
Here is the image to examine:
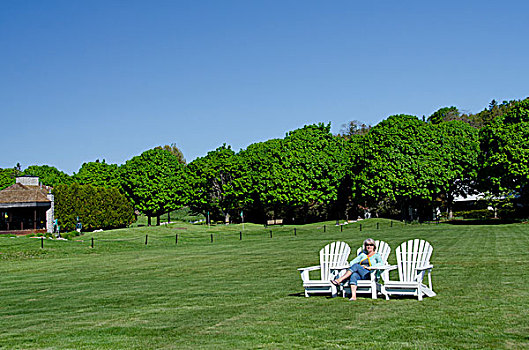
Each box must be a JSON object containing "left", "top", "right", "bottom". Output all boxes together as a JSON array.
[{"left": 365, "top": 244, "right": 375, "bottom": 247}]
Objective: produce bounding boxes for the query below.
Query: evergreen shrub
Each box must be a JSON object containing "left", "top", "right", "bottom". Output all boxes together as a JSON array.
[{"left": 54, "top": 183, "right": 134, "bottom": 231}]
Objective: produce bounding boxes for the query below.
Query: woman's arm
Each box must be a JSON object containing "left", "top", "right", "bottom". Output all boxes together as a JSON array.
[{"left": 350, "top": 253, "right": 364, "bottom": 265}]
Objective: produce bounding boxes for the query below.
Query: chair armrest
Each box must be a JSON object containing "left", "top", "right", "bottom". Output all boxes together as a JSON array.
[
  {"left": 331, "top": 264, "right": 350, "bottom": 270},
  {"left": 380, "top": 264, "right": 398, "bottom": 272},
  {"left": 298, "top": 265, "right": 321, "bottom": 283},
  {"left": 367, "top": 265, "right": 393, "bottom": 271},
  {"left": 416, "top": 264, "right": 434, "bottom": 271},
  {"left": 297, "top": 265, "right": 321, "bottom": 272}
]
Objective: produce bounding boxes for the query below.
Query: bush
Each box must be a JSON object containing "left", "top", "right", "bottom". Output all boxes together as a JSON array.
[
  {"left": 452, "top": 208, "right": 516, "bottom": 219},
  {"left": 55, "top": 183, "right": 134, "bottom": 231},
  {"left": 60, "top": 231, "right": 81, "bottom": 240}
]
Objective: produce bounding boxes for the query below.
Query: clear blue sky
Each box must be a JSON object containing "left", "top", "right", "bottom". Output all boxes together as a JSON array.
[{"left": 1, "top": 0, "right": 528, "bottom": 174}]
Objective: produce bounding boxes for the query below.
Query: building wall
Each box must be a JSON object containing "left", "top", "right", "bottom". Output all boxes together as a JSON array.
[{"left": 46, "top": 193, "right": 54, "bottom": 233}]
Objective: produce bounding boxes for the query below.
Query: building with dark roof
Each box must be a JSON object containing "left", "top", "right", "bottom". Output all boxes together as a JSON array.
[{"left": 0, "top": 176, "right": 54, "bottom": 234}]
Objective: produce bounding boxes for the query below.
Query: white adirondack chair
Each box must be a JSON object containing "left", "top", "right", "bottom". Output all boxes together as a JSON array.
[
  {"left": 383, "top": 239, "right": 436, "bottom": 301},
  {"left": 298, "top": 241, "right": 351, "bottom": 297},
  {"left": 342, "top": 240, "right": 391, "bottom": 299}
]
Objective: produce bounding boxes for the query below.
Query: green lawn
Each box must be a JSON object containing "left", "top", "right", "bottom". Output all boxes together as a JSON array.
[{"left": 1, "top": 219, "right": 528, "bottom": 349}]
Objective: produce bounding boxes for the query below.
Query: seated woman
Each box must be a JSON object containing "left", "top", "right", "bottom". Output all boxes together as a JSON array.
[{"left": 331, "top": 238, "right": 383, "bottom": 300}]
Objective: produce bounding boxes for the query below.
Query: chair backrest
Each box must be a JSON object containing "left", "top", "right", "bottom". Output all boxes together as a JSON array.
[
  {"left": 356, "top": 240, "right": 391, "bottom": 264},
  {"left": 319, "top": 241, "right": 351, "bottom": 280},
  {"left": 395, "top": 239, "right": 433, "bottom": 282}
]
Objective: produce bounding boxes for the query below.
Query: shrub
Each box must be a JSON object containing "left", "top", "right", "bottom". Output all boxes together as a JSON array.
[
  {"left": 452, "top": 209, "right": 516, "bottom": 219},
  {"left": 54, "top": 183, "right": 134, "bottom": 231}
]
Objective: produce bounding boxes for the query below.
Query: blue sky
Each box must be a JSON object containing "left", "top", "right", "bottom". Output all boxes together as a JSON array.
[{"left": 1, "top": 0, "right": 528, "bottom": 174}]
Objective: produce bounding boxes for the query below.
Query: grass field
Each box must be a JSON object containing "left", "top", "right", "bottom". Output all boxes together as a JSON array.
[{"left": 1, "top": 219, "right": 528, "bottom": 349}]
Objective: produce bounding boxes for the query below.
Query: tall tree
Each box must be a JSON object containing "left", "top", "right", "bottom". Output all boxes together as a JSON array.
[
  {"left": 22, "top": 165, "right": 73, "bottom": 187},
  {"left": 479, "top": 98, "right": 529, "bottom": 206},
  {"left": 185, "top": 144, "right": 249, "bottom": 223},
  {"left": 120, "top": 148, "right": 185, "bottom": 225},
  {"left": 427, "top": 121, "right": 480, "bottom": 219},
  {"left": 73, "top": 160, "right": 122, "bottom": 191},
  {"left": 353, "top": 114, "right": 478, "bottom": 220},
  {"left": 240, "top": 123, "right": 349, "bottom": 223}
]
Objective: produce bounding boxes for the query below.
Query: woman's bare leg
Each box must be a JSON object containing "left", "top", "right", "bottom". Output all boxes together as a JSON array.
[
  {"left": 349, "top": 285, "right": 357, "bottom": 301},
  {"left": 334, "top": 270, "right": 352, "bottom": 284}
]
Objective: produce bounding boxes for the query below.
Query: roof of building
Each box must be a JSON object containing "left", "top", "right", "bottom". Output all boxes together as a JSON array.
[{"left": 0, "top": 183, "right": 51, "bottom": 204}]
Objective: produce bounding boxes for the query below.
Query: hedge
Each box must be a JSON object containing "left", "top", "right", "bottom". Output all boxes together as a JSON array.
[{"left": 54, "top": 183, "right": 135, "bottom": 231}]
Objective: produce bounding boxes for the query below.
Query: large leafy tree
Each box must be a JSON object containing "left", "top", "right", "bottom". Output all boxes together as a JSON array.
[
  {"left": 22, "top": 165, "right": 73, "bottom": 187},
  {"left": 354, "top": 115, "right": 429, "bottom": 217},
  {"left": 354, "top": 115, "right": 479, "bottom": 220},
  {"left": 237, "top": 138, "right": 284, "bottom": 222},
  {"left": 120, "top": 148, "right": 185, "bottom": 225},
  {"left": 479, "top": 98, "right": 529, "bottom": 205},
  {"left": 185, "top": 144, "right": 249, "bottom": 223},
  {"left": 427, "top": 121, "right": 480, "bottom": 218},
  {"left": 73, "top": 160, "right": 122, "bottom": 191},
  {"left": 240, "top": 123, "right": 349, "bottom": 223}
]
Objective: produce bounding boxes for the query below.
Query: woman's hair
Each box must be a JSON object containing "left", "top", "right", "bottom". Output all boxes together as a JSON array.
[{"left": 363, "top": 238, "right": 377, "bottom": 252}]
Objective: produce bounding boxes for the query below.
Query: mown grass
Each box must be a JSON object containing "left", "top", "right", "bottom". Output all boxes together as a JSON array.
[{"left": 1, "top": 219, "right": 528, "bottom": 349}]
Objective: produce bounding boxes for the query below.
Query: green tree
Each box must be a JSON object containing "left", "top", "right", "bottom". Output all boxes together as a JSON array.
[
  {"left": 354, "top": 115, "right": 479, "bottom": 220},
  {"left": 185, "top": 145, "right": 249, "bottom": 223},
  {"left": 240, "top": 123, "right": 349, "bottom": 223},
  {"left": 427, "top": 121, "right": 480, "bottom": 219},
  {"left": 479, "top": 98, "right": 529, "bottom": 207},
  {"left": 22, "top": 165, "right": 73, "bottom": 187},
  {"left": 120, "top": 148, "right": 185, "bottom": 225},
  {"left": 73, "top": 160, "right": 122, "bottom": 191}
]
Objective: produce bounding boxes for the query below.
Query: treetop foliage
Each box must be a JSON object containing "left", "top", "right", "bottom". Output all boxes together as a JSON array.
[
  {"left": 9, "top": 96, "right": 529, "bottom": 224},
  {"left": 155, "top": 143, "right": 186, "bottom": 164}
]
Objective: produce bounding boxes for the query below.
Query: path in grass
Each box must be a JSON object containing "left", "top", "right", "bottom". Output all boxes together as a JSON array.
[{"left": 1, "top": 219, "right": 528, "bottom": 349}]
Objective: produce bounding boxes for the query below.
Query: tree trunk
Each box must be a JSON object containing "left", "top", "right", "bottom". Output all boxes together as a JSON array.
[{"left": 157, "top": 215, "right": 160, "bottom": 226}]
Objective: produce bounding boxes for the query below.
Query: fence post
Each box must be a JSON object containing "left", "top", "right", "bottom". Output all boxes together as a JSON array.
[
  {"left": 145, "top": 234, "right": 148, "bottom": 245},
  {"left": 294, "top": 228, "right": 296, "bottom": 236},
  {"left": 91, "top": 237, "right": 94, "bottom": 248},
  {"left": 175, "top": 234, "right": 178, "bottom": 245},
  {"left": 391, "top": 221, "right": 393, "bottom": 227},
  {"left": 340, "top": 225, "right": 343, "bottom": 232},
  {"left": 377, "top": 222, "right": 379, "bottom": 230},
  {"left": 270, "top": 230, "right": 272, "bottom": 238},
  {"left": 210, "top": 234, "right": 213, "bottom": 243},
  {"left": 359, "top": 224, "right": 362, "bottom": 231},
  {"left": 240, "top": 231, "right": 242, "bottom": 240},
  {"left": 324, "top": 225, "right": 326, "bottom": 233},
  {"left": 41, "top": 237, "right": 44, "bottom": 249}
]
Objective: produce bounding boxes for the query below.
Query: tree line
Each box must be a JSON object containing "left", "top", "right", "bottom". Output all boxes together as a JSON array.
[{"left": 2, "top": 97, "right": 528, "bottom": 225}]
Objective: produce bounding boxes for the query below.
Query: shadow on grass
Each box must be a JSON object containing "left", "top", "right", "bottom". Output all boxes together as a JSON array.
[
  {"left": 288, "top": 292, "right": 342, "bottom": 299},
  {"left": 446, "top": 218, "right": 522, "bottom": 225}
]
